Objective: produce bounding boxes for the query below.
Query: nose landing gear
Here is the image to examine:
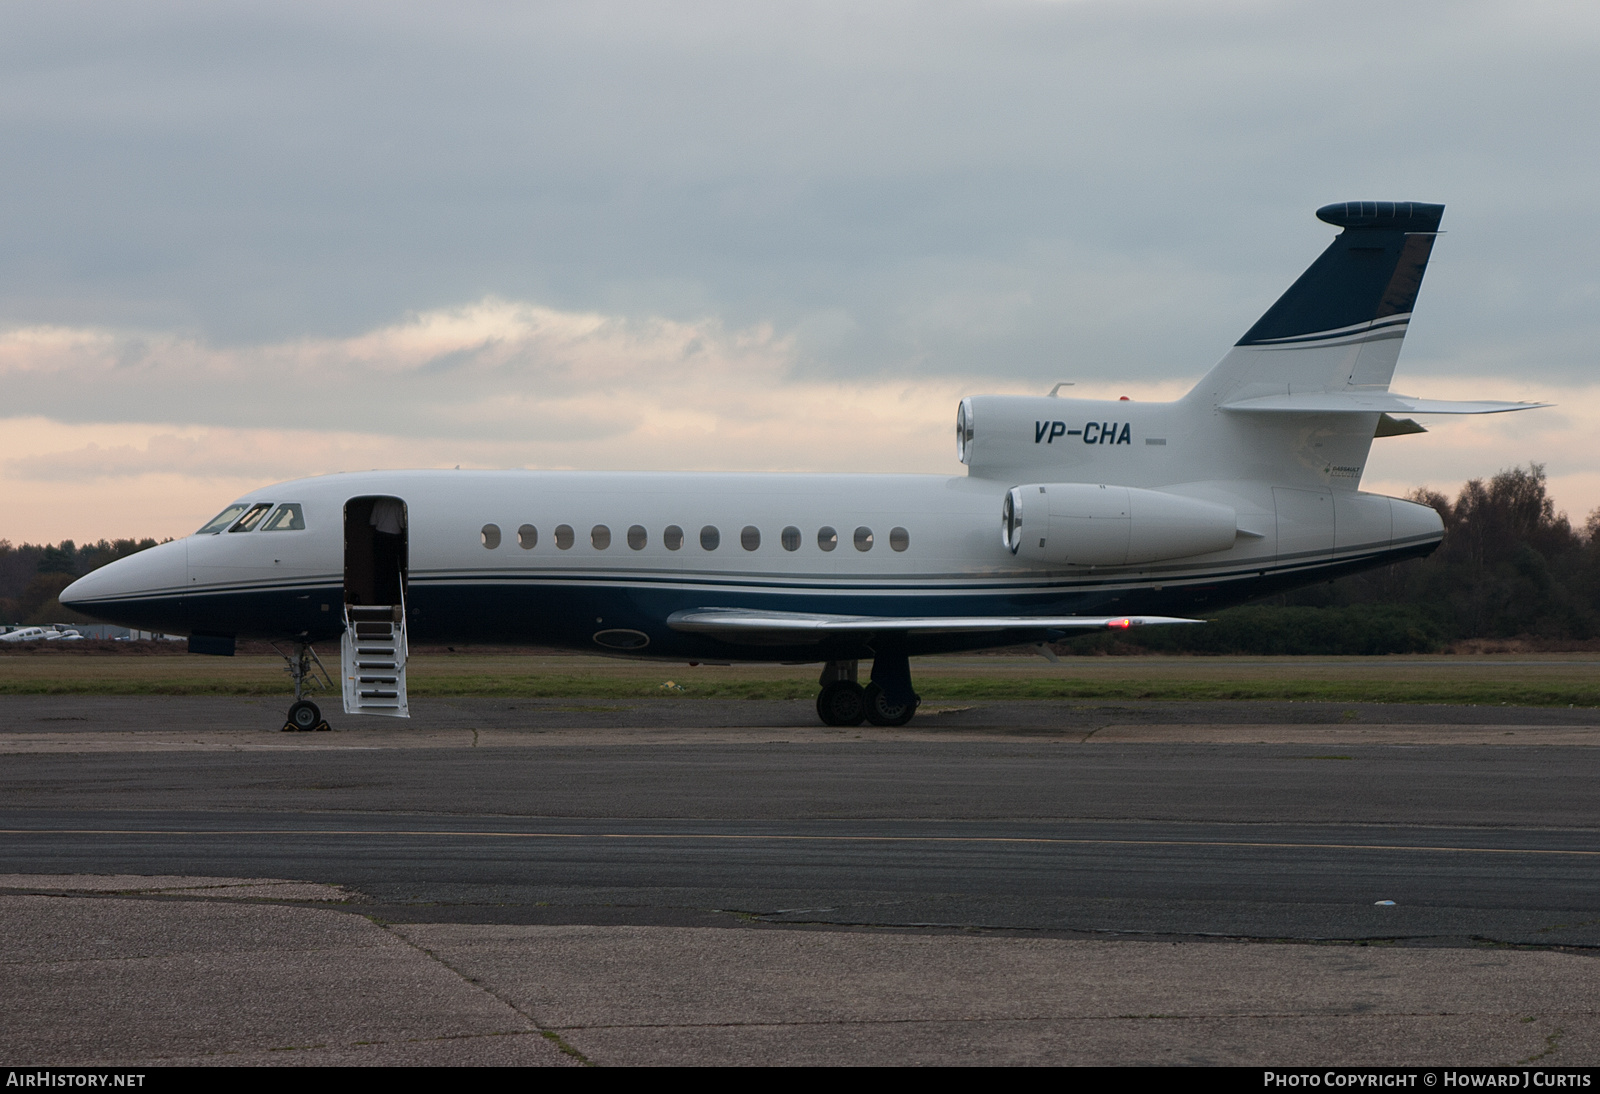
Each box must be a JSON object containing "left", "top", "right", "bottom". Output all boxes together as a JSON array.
[{"left": 275, "top": 640, "right": 333, "bottom": 732}]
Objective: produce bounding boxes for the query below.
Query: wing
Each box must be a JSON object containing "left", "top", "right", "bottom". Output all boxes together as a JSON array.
[{"left": 667, "top": 608, "right": 1200, "bottom": 645}]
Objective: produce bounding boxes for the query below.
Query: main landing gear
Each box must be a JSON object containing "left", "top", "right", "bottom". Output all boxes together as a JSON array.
[
  {"left": 816, "top": 661, "right": 866, "bottom": 725},
  {"left": 274, "top": 640, "right": 334, "bottom": 732},
  {"left": 815, "top": 654, "right": 921, "bottom": 727}
]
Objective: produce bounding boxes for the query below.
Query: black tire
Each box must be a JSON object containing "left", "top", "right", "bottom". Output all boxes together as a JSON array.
[
  {"left": 286, "top": 700, "right": 321, "bottom": 732},
  {"left": 816, "top": 681, "right": 867, "bottom": 726},
  {"left": 863, "top": 683, "right": 918, "bottom": 727}
]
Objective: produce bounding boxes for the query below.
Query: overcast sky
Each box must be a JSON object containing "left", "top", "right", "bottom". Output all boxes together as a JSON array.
[{"left": 3, "top": 0, "right": 1598, "bottom": 542}]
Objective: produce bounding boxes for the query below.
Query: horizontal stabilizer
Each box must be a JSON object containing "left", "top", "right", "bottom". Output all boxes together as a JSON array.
[
  {"left": 668, "top": 608, "right": 1200, "bottom": 643},
  {"left": 1220, "top": 392, "right": 1547, "bottom": 415}
]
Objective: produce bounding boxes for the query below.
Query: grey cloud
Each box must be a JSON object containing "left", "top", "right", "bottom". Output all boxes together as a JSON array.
[
  {"left": 0, "top": 0, "right": 1596, "bottom": 406},
  {"left": 0, "top": 298, "right": 778, "bottom": 439}
]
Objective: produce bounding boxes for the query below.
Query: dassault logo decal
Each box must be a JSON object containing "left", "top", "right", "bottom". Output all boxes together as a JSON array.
[{"left": 1034, "top": 421, "right": 1134, "bottom": 445}]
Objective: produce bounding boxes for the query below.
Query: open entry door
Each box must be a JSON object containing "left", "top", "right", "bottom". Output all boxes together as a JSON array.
[
  {"left": 341, "top": 496, "right": 410, "bottom": 718},
  {"left": 344, "top": 496, "right": 408, "bottom": 607}
]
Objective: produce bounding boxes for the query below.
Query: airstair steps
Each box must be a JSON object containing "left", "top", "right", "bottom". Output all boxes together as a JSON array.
[{"left": 341, "top": 604, "right": 409, "bottom": 718}]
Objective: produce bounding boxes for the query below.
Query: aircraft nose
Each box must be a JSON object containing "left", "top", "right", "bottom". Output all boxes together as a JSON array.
[{"left": 60, "top": 539, "right": 188, "bottom": 622}]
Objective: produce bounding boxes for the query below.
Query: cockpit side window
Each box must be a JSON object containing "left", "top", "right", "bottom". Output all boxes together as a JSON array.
[
  {"left": 261, "top": 503, "right": 306, "bottom": 531},
  {"left": 229, "top": 503, "right": 273, "bottom": 532},
  {"left": 197, "top": 505, "right": 249, "bottom": 534}
]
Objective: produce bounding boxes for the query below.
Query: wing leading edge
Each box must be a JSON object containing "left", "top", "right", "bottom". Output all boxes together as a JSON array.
[{"left": 667, "top": 608, "right": 1201, "bottom": 644}]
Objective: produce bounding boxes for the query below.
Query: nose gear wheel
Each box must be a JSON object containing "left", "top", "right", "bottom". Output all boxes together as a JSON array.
[{"left": 284, "top": 699, "right": 330, "bottom": 733}]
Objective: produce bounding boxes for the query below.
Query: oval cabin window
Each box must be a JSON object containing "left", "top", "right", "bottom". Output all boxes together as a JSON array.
[
  {"left": 481, "top": 524, "right": 501, "bottom": 549},
  {"left": 663, "top": 525, "right": 684, "bottom": 551},
  {"left": 700, "top": 525, "right": 720, "bottom": 551},
  {"left": 555, "top": 524, "right": 575, "bottom": 550},
  {"left": 817, "top": 526, "right": 838, "bottom": 552},
  {"left": 627, "top": 525, "right": 647, "bottom": 550},
  {"left": 518, "top": 524, "right": 537, "bottom": 549},
  {"left": 741, "top": 526, "right": 760, "bottom": 551},
  {"left": 591, "top": 525, "right": 611, "bottom": 550},
  {"left": 781, "top": 526, "right": 801, "bottom": 551},
  {"left": 890, "top": 526, "right": 909, "bottom": 552},
  {"left": 854, "top": 526, "right": 874, "bottom": 551}
]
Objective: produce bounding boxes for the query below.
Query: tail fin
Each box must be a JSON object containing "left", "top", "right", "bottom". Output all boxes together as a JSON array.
[{"left": 1186, "top": 201, "right": 1444, "bottom": 407}]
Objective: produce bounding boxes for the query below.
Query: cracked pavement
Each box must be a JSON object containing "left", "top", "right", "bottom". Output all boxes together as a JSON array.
[{"left": 2, "top": 879, "right": 1596, "bottom": 1066}]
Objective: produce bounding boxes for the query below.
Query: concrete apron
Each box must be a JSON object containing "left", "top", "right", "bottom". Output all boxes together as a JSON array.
[{"left": 1, "top": 876, "right": 1596, "bottom": 1067}]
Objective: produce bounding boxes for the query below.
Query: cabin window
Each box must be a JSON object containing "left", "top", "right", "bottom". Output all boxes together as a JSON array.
[
  {"left": 741, "top": 525, "right": 761, "bottom": 551},
  {"left": 555, "top": 524, "right": 575, "bottom": 549},
  {"left": 854, "top": 526, "right": 874, "bottom": 551},
  {"left": 481, "top": 524, "right": 501, "bottom": 549},
  {"left": 817, "top": 526, "right": 838, "bottom": 552},
  {"left": 889, "top": 526, "right": 909, "bottom": 552},
  {"left": 261, "top": 504, "right": 305, "bottom": 532},
  {"left": 700, "top": 525, "right": 720, "bottom": 550},
  {"left": 197, "top": 505, "right": 249, "bottom": 534},
  {"left": 592, "top": 525, "right": 611, "bottom": 550},
  {"left": 628, "top": 525, "right": 647, "bottom": 550},
  {"left": 518, "top": 524, "right": 537, "bottom": 549},
  {"left": 781, "top": 526, "right": 801, "bottom": 551},
  {"left": 663, "top": 525, "right": 684, "bottom": 551},
  {"left": 230, "top": 503, "right": 273, "bottom": 532}
]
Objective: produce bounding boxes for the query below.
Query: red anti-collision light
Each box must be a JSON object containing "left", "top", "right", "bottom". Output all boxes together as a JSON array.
[{"left": 1108, "top": 618, "right": 1132, "bottom": 629}]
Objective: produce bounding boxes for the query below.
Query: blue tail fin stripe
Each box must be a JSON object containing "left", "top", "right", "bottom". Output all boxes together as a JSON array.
[
  {"left": 1236, "top": 202, "right": 1442, "bottom": 346},
  {"left": 1248, "top": 314, "right": 1411, "bottom": 347}
]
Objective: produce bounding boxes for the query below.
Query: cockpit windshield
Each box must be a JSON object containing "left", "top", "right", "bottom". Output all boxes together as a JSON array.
[
  {"left": 229, "top": 503, "right": 273, "bottom": 532},
  {"left": 197, "top": 504, "right": 249, "bottom": 534},
  {"left": 261, "top": 504, "right": 305, "bottom": 531}
]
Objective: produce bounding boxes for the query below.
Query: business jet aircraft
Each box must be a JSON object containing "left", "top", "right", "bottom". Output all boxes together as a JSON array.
[{"left": 61, "top": 201, "right": 1541, "bottom": 731}]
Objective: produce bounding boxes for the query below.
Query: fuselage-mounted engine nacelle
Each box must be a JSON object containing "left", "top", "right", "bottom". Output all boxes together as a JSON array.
[{"left": 1001, "top": 483, "right": 1238, "bottom": 567}]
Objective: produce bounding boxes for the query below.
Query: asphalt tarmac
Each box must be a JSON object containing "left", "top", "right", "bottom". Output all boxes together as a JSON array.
[{"left": 2, "top": 695, "right": 1597, "bottom": 1065}]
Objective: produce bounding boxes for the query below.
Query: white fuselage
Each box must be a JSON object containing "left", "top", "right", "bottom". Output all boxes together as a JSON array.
[{"left": 59, "top": 428, "right": 1443, "bottom": 659}]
